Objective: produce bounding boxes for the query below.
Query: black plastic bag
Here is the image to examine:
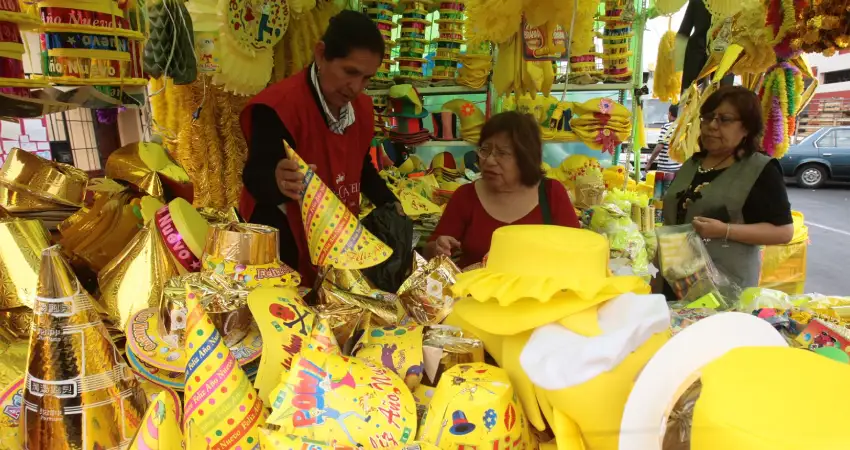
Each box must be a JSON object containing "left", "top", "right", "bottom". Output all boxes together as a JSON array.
[{"left": 361, "top": 204, "right": 414, "bottom": 292}]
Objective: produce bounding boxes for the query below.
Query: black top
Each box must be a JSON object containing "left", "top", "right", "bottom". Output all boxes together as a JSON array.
[
  {"left": 678, "top": 0, "right": 711, "bottom": 42},
  {"left": 241, "top": 74, "right": 397, "bottom": 271},
  {"left": 674, "top": 158, "right": 793, "bottom": 226}
]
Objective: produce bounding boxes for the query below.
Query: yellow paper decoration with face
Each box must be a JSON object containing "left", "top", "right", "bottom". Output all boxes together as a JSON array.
[
  {"left": 183, "top": 286, "right": 266, "bottom": 450},
  {"left": 247, "top": 286, "right": 316, "bottom": 407},
  {"left": 266, "top": 348, "right": 418, "bottom": 447},
  {"left": 285, "top": 142, "right": 393, "bottom": 269},
  {"left": 417, "top": 363, "right": 532, "bottom": 449},
  {"left": 128, "top": 391, "right": 184, "bottom": 450}
]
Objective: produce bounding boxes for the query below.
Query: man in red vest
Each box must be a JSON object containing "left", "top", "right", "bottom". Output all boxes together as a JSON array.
[{"left": 239, "top": 10, "right": 399, "bottom": 286}]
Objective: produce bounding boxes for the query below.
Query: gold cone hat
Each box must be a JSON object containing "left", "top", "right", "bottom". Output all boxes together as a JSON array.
[
  {"left": 105, "top": 142, "right": 191, "bottom": 201},
  {"left": 23, "top": 245, "right": 148, "bottom": 450},
  {"left": 0, "top": 218, "right": 52, "bottom": 309},
  {"left": 98, "top": 225, "right": 182, "bottom": 329},
  {"left": 285, "top": 142, "right": 392, "bottom": 269},
  {"left": 128, "top": 390, "right": 184, "bottom": 450}
]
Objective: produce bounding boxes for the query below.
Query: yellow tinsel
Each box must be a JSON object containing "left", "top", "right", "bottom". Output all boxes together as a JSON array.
[
  {"left": 571, "top": 0, "right": 599, "bottom": 59},
  {"left": 271, "top": 1, "right": 339, "bottom": 82},
  {"left": 149, "top": 77, "right": 167, "bottom": 134},
  {"left": 165, "top": 77, "right": 179, "bottom": 140},
  {"left": 465, "top": 0, "right": 523, "bottom": 45},
  {"left": 654, "top": 29, "right": 681, "bottom": 104}
]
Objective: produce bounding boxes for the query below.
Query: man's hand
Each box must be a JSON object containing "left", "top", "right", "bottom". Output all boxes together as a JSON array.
[
  {"left": 275, "top": 159, "right": 316, "bottom": 201},
  {"left": 394, "top": 201, "right": 406, "bottom": 217},
  {"left": 434, "top": 236, "right": 461, "bottom": 257},
  {"left": 692, "top": 216, "right": 727, "bottom": 240}
]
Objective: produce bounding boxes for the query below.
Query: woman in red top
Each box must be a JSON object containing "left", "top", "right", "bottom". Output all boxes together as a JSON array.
[{"left": 426, "top": 111, "right": 580, "bottom": 267}]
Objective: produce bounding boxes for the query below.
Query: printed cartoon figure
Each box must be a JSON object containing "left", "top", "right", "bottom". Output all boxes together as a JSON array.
[
  {"left": 313, "top": 407, "right": 372, "bottom": 446},
  {"left": 404, "top": 362, "right": 424, "bottom": 388},
  {"left": 380, "top": 343, "right": 407, "bottom": 374},
  {"left": 811, "top": 331, "right": 838, "bottom": 349},
  {"left": 270, "top": 303, "right": 310, "bottom": 335},
  {"left": 318, "top": 369, "right": 358, "bottom": 392}
]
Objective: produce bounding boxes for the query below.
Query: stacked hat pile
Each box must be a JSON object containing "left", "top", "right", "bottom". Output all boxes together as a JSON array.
[
  {"left": 396, "top": 0, "right": 431, "bottom": 81},
  {"left": 0, "top": 0, "right": 46, "bottom": 98},
  {"left": 569, "top": 47, "right": 602, "bottom": 84},
  {"left": 599, "top": 0, "right": 634, "bottom": 82},
  {"left": 569, "top": 97, "right": 632, "bottom": 154},
  {"left": 37, "top": 0, "right": 147, "bottom": 89},
  {"left": 430, "top": 0, "right": 465, "bottom": 83},
  {"left": 388, "top": 84, "right": 431, "bottom": 145},
  {"left": 365, "top": 1, "right": 397, "bottom": 83},
  {"left": 372, "top": 94, "right": 390, "bottom": 139}
]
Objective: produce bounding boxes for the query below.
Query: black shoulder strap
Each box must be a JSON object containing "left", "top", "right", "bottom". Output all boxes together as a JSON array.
[{"left": 538, "top": 179, "right": 552, "bottom": 225}]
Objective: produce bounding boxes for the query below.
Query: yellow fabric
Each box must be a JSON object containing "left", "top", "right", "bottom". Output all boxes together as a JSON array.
[
  {"left": 441, "top": 98, "right": 486, "bottom": 144},
  {"left": 693, "top": 347, "right": 850, "bottom": 450},
  {"left": 543, "top": 331, "right": 670, "bottom": 450},
  {"left": 452, "top": 226, "right": 648, "bottom": 306},
  {"left": 557, "top": 306, "right": 603, "bottom": 337}
]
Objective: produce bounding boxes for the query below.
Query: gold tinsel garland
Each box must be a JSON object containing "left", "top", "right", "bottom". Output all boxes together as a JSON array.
[
  {"left": 149, "top": 77, "right": 249, "bottom": 209},
  {"left": 271, "top": 1, "right": 340, "bottom": 82}
]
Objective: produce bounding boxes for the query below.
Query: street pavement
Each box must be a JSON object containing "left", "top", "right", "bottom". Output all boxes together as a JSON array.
[{"left": 787, "top": 185, "right": 850, "bottom": 294}]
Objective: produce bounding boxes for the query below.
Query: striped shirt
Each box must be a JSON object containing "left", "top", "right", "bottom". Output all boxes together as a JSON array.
[
  {"left": 656, "top": 122, "right": 682, "bottom": 172},
  {"left": 310, "top": 63, "right": 355, "bottom": 134}
]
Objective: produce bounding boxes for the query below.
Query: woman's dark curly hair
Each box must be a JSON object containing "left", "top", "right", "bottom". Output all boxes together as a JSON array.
[{"left": 696, "top": 85, "right": 765, "bottom": 160}]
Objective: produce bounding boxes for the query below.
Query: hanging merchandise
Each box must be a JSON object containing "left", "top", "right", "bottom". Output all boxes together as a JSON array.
[
  {"left": 790, "top": 0, "right": 850, "bottom": 56},
  {"left": 654, "top": 22, "right": 681, "bottom": 104},
  {"left": 144, "top": 0, "right": 198, "bottom": 84},
  {"left": 186, "top": 0, "right": 222, "bottom": 75},
  {"left": 270, "top": 0, "right": 339, "bottom": 83},
  {"left": 210, "top": 0, "right": 289, "bottom": 94},
  {"left": 38, "top": 0, "right": 146, "bottom": 88},
  {"left": 759, "top": 61, "right": 803, "bottom": 159},
  {"left": 599, "top": 0, "right": 634, "bottom": 82},
  {"left": 568, "top": 0, "right": 601, "bottom": 84},
  {"left": 396, "top": 0, "right": 431, "bottom": 82},
  {"left": 0, "top": 0, "right": 46, "bottom": 98}
]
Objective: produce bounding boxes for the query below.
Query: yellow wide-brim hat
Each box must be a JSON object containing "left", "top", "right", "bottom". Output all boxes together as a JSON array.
[
  {"left": 452, "top": 226, "right": 647, "bottom": 306},
  {"left": 572, "top": 97, "right": 631, "bottom": 119}
]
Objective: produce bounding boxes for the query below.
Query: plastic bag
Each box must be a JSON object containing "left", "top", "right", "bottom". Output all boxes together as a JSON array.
[
  {"left": 656, "top": 224, "right": 739, "bottom": 307},
  {"left": 361, "top": 203, "right": 415, "bottom": 292}
]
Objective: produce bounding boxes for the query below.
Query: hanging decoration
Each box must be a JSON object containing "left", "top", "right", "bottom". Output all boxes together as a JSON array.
[
  {"left": 144, "top": 0, "right": 198, "bottom": 84},
  {"left": 568, "top": 0, "right": 603, "bottom": 84},
  {"left": 790, "top": 0, "right": 850, "bottom": 56},
  {"left": 654, "top": 20, "right": 681, "bottom": 104},
  {"left": 759, "top": 61, "right": 803, "bottom": 159},
  {"left": 271, "top": 0, "right": 340, "bottom": 83}
]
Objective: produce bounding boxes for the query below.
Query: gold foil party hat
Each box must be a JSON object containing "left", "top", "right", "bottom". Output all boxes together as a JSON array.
[
  {"left": 128, "top": 390, "right": 184, "bottom": 450},
  {"left": 285, "top": 142, "right": 393, "bottom": 269},
  {"left": 98, "top": 225, "right": 182, "bottom": 329},
  {"left": 183, "top": 284, "right": 266, "bottom": 450},
  {"left": 0, "top": 218, "right": 52, "bottom": 309},
  {"left": 23, "top": 245, "right": 148, "bottom": 450},
  {"left": 106, "top": 142, "right": 191, "bottom": 201},
  {"left": 0, "top": 147, "right": 88, "bottom": 207},
  {"left": 202, "top": 222, "right": 301, "bottom": 288}
]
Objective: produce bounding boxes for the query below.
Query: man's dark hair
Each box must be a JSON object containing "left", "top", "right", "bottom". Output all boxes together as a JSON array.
[
  {"left": 669, "top": 104, "right": 679, "bottom": 119},
  {"left": 321, "top": 10, "right": 385, "bottom": 60}
]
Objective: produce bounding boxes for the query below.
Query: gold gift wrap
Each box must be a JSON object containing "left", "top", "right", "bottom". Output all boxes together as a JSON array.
[
  {"left": 24, "top": 245, "right": 147, "bottom": 450},
  {"left": 197, "top": 206, "right": 241, "bottom": 225},
  {"left": 0, "top": 183, "right": 65, "bottom": 214},
  {"left": 313, "top": 302, "right": 369, "bottom": 350},
  {"left": 203, "top": 222, "right": 278, "bottom": 265},
  {"left": 105, "top": 143, "right": 168, "bottom": 199},
  {"left": 0, "top": 218, "right": 52, "bottom": 309},
  {"left": 421, "top": 324, "right": 485, "bottom": 386},
  {"left": 0, "top": 307, "right": 32, "bottom": 344},
  {"left": 663, "top": 380, "right": 702, "bottom": 450},
  {"left": 0, "top": 147, "right": 88, "bottom": 207},
  {"left": 318, "top": 269, "right": 405, "bottom": 326},
  {"left": 397, "top": 255, "right": 460, "bottom": 325},
  {"left": 159, "top": 272, "right": 252, "bottom": 347},
  {"left": 98, "top": 225, "right": 182, "bottom": 329}
]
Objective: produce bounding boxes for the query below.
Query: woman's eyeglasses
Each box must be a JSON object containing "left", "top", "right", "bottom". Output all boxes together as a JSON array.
[
  {"left": 476, "top": 146, "right": 513, "bottom": 161},
  {"left": 700, "top": 114, "right": 741, "bottom": 126}
]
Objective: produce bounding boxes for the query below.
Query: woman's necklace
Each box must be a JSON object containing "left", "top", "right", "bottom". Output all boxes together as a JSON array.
[{"left": 697, "top": 153, "right": 734, "bottom": 174}]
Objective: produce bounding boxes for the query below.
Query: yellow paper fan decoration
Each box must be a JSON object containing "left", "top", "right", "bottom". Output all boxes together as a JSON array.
[
  {"left": 224, "top": 0, "right": 290, "bottom": 54},
  {"left": 285, "top": 142, "right": 393, "bottom": 269},
  {"left": 654, "top": 28, "right": 682, "bottom": 104}
]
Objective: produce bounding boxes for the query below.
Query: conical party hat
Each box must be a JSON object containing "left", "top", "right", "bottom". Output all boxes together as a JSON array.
[
  {"left": 285, "top": 142, "right": 393, "bottom": 269},
  {"left": 183, "top": 284, "right": 266, "bottom": 450},
  {"left": 99, "top": 225, "right": 182, "bottom": 329},
  {"left": 23, "top": 245, "right": 148, "bottom": 450},
  {"left": 129, "top": 391, "right": 184, "bottom": 450},
  {"left": 0, "top": 218, "right": 52, "bottom": 309}
]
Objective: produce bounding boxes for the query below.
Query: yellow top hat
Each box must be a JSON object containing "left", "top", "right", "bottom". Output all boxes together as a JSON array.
[{"left": 453, "top": 225, "right": 646, "bottom": 305}]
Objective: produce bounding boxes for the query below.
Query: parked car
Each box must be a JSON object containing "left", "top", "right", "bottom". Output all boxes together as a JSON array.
[{"left": 779, "top": 126, "right": 850, "bottom": 188}]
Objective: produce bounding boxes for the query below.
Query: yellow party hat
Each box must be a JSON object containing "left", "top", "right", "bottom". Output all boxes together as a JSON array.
[
  {"left": 23, "top": 245, "right": 148, "bottom": 449},
  {"left": 285, "top": 142, "right": 393, "bottom": 269},
  {"left": 0, "top": 377, "right": 23, "bottom": 449},
  {"left": 129, "top": 390, "right": 184, "bottom": 450},
  {"left": 183, "top": 284, "right": 266, "bottom": 450}
]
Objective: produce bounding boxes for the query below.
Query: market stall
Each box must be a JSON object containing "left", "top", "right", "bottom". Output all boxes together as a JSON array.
[{"left": 0, "top": 0, "right": 847, "bottom": 448}]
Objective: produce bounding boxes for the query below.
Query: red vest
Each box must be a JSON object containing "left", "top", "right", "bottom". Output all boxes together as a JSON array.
[{"left": 239, "top": 68, "right": 374, "bottom": 285}]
